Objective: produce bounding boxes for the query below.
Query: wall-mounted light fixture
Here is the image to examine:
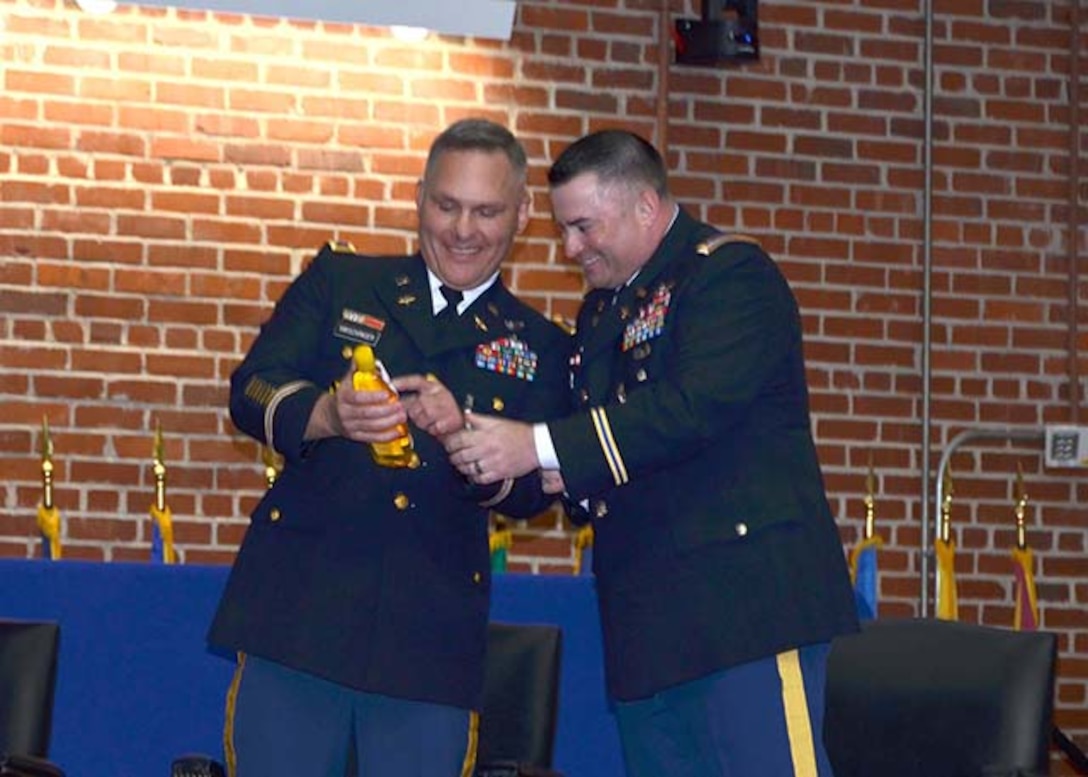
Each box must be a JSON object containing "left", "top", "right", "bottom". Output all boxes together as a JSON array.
[
  {"left": 674, "top": 0, "right": 759, "bottom": 66},
  {"left": 73, "top": 0, "right": 518, "bottom": 40}
]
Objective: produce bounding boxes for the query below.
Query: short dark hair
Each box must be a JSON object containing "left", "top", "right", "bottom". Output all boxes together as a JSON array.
[
  {"left": 547, "top": 129, "right": 668, "bottom": 195},
  {"left": 424, "top": 118, "right": 527, "bottom": 184}
]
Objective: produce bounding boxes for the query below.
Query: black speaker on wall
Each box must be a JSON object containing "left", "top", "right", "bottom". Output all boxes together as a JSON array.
[{"left": 675, "top": 0, "right": 759, "bottom": 66}]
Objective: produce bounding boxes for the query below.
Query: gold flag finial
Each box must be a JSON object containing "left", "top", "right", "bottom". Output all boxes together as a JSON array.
[
  {"left": 941, "top": 463, "right": 955, "bottom": 543},
  {"left": 1014, "top": 462, "right": 1028, "bottom": 550},
  {"left": 863, "top": 452, "right": 876, "bottom": 540},
  {"left": 41, "top": 415, "right": 54, "bottom": 510}
]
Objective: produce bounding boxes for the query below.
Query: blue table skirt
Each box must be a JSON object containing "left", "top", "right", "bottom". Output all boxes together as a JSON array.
[{"left": 0, "top": 559, "right": 624, "bottom": 777}]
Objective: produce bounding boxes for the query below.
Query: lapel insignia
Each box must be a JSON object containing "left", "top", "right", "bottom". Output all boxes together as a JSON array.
[
  {"left": 397, "top": 294, "right": 417, "bottom": 307},
  {"left": 474, "top": 315, "right": 488, "bottom": 332},
  {"left": 503, "top": 318, "right": 525, "bottom": 332},
  {"left": 475, "top": 336, "right": 539, "bottom": 382},
  {"left": 636, "top": 287, "right": 648, "bottom": 299},
  {"left": 335, "top": 308, "right": 386, "bottom": 345},
  {"left": 395, "top": 275, "right": 411, "bottom": 287},
  {"left": 487, "top": 303, "right": 500, "bottom": 317},
  {"left": 619, "top": 306, "right": 630, "bottom": 321},
  {"left": 622, "top": 283, "right": 671, "bottom": 352},
  {"left": 595, "top": 298, "right": 607, "bottom": 313}
]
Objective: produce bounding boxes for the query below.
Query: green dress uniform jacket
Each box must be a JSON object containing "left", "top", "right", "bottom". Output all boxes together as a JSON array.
[
  {"left": 208, "top": 245, "right": 570, "bottom": 711},
  {"left": 551, "top": 209, "right": 859, "bottom": 702}
]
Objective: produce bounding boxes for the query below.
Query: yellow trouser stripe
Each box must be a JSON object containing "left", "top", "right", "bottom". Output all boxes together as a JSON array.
[
  {"left": 591, "top": 406, "right": 628, "bottom": 486},
  {"left": 223, "top": 652, "right": 246, "bottom": 777},
  {"left": 459, "top": 710, "right": 480, "bottom": 777},
  {"left": 776, "top": 649, "right": 818, "bottom": 777}
]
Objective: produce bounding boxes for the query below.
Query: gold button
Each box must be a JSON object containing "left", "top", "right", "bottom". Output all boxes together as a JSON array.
[
  {"left": 472, "top": 572, "right": 482, "bottom": 584},
  {"left": 269, "top": 508, "right": 281, "bottom": 522},
  {"left": 341, "top": 345, "right": 353, "bottom": 359},
  {"left": 735, "top": 522, "right": 748, "bottom": 537},
  {"left": 594, "top": 500, "right": 608, "bottom": 518},
  {"left": 636, "top": 368, "right": 648, "bottom": 382},
  {"left": 492, "top": 397, "right": 505, "bottom": 412},
  {"left": 579, "top": 389, "right": 590, "bottom": 404},
  {"left": 393, "top": 493, "right": 410, "bottom": 510}
]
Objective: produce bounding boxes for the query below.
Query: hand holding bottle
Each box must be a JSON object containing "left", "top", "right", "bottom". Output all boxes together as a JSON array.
[{"left": 350, "top": 345, "right": 420, "bottom": 468}]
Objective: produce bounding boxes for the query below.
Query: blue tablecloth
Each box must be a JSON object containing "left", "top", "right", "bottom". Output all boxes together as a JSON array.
[{"left": 0, "top": 560, "right": 624, "bottom": 777}]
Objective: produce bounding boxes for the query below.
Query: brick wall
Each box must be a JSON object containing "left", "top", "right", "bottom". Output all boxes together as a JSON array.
[{"left": 2, "top": 0, "right": 1086, "bottom": 763}]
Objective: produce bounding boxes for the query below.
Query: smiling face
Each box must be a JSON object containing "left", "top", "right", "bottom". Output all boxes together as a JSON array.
[
  {"left": 416, "top": 149, "right": 530, "bottom": 291},
  {"left": 549, "top": 172, "right": 661, "bottom": 291}
]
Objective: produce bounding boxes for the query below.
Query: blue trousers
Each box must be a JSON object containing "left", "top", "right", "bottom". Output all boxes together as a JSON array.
[
  {"left": 614, "top": 643, "right": 835, "bottom": 777},
  {"left": 224, "top": 654, "right": 477, "bottom": 777}
]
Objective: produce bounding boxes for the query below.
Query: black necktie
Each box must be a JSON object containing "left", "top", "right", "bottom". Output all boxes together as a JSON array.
[{"left": 437, "top": 285, "right": 463, "bottom": 319}]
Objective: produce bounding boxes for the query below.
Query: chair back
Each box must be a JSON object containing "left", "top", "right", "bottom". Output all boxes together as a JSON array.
[
  {"left": 0, "top": 620, "right": 61, "bottom": 758},
  {"left": 824, "top": 618, "right": 1056, "bottom": 777},
  {"left": 476, "top": 622, "right": 562, "bottom": 773}
]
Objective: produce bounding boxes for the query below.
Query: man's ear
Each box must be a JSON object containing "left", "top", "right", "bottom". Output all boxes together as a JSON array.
[
  {"left": 516, "top": 188, "right": 532, "bottom": 233},
  {"left": 635, "top": 187, "right": 660, "bottom": 226}
]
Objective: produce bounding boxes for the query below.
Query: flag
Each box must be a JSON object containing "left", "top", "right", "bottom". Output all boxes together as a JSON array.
[
  {"left": 36, "top": 502, "right": 62, "bottom": 560},
  {"left": 572, "top": 525, "right": 594, "bottom": 576},
  {"left": 935, "top": 537, "right": 958, "bottom": 621},
  {"left": 37, "top": 416, "right": 62, "bottom": 559},
  {"left": 150, "top": 421, "right": 176, "bottom": 564},
  {"left": 150, "top": 503, "right": 177, "bottom": 564},
  {"left": 849, "top": 535, "right": 882, "bottom": 620},
  {"left": 1011, "top": 546, "right": 1039, "bottom": 631},
  {"left": 489, "top": 518, "right": 511, "bottom": 572}
]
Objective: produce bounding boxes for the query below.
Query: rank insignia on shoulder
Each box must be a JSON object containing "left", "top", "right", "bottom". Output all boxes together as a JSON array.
[
  {"left": 476, "top": 336, "right": 538, "bottom": 381},
  {"left": 326, "top": 239, "right": 356, "bottom": 253},
  {"left": 696, "top": 232, "right": 762, "bottom": 255}
]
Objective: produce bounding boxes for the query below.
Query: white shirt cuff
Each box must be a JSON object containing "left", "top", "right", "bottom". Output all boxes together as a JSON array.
[{"left": 533, "top": 422, "right": 560, "bottom": 470}]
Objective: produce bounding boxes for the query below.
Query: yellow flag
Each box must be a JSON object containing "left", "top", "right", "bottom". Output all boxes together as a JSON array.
[
  {"left": 935, "top": 538, "right": 958, "bottom": 621},
  {"left": 36, "top": 503, "right": 62, "bottom": 560}
]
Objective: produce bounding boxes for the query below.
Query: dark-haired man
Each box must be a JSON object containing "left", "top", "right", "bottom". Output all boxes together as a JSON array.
[{"left": 447, "top": 129, "right": 859, "bottom": 777}]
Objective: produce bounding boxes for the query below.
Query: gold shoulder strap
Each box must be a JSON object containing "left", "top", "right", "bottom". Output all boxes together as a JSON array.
[
  {"left": 696, "top": 232, "right": 762, "bottom": 256},
  {"left": 326, "top": 239, "right": 357, "bottom": 253}
]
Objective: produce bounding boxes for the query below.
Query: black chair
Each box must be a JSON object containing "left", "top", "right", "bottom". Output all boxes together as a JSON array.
[
  {"left": 0, "top": 619, "right": 64, "bottom": 777},
  {"left": 824, "top": 617, "right": 1057, "bottom": 777},
  {"left": 475, "top": 622, "right": 563, "bottom": 777}
]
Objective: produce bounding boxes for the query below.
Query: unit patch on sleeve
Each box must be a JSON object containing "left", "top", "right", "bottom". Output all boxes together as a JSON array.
[
  {"left": 335, "top": 308, "right": 386, "bottom": 346},
  {"left": 475, "top": 336, "right": 538, "bottom": 381}
]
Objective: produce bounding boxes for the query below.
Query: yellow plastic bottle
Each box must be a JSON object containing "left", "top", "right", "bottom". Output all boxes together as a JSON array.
[{"left": 352, "top": 345, "right": 420, "bottom": 469}]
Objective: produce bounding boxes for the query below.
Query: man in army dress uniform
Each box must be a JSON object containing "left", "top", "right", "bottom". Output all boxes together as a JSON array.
[
  {"left": 446, "top": 130, "right": 859, "bottom": 777},
  {"left": 207, "top": 119, "right": 570, "bottom": 777}
]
